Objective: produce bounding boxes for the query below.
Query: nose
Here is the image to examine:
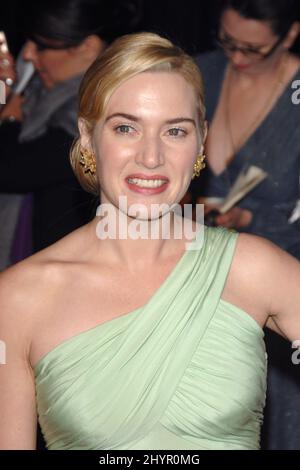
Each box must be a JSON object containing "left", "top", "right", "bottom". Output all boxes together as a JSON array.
[
  {"left": 230, "top": 50, "right": 249, "bottom": 67},
  {"left": 136, "top": 135, "right": 164, "bottom": 169},
  {"left": 22, "top": 41, "right": 39, "bottom": 65}
]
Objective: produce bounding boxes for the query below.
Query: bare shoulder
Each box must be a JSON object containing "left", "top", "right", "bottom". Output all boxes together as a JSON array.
[
  {"left": 232, "top": 232, "right": 299, "bottom": 280},
  {"left": 0, "top": 260, "right": 57, "bottom": 360},
  {"left": 0, "top": 251, "right": 64, "bottom": 313},
  {"left": 0, "top": 226, "right": 91, "bottom": 449},
  {"left": 0, "top": 226, "right": 89, "bottom": 357},
  {"left": 233, "top": 232, "right": 287, "bottom": 267},
  {"left": 0, "top": 248, "right": 69, "bottom": 449},
  {"left": 223, "top": 233, "right": 300, "bottom": 336}
]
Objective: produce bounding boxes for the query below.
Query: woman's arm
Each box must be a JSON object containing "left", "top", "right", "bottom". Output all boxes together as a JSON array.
[
  {"left": 227, "top": 234, "right": 300, "bottom": 342},
  {"left": 0, "top": 267, "right": 38, "bottom": 449},
  {"left": 263, "top": 240, "right": 300, "bottom": 340}
]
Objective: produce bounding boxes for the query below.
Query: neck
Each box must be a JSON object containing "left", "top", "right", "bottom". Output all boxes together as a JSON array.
[
  {"left": 85, "top": 206, "right": 199, "bottom": 270},
  {"left": 230, "top": 51, "right": 289, "bottom": 86}
]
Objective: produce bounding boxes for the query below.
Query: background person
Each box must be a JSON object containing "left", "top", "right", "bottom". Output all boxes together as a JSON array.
[
  {"left": 192, "top": 0, "right": 300, "bottom": 449},
  {"left": 0, "top": 0, "right": 141, "bottom": 270}
]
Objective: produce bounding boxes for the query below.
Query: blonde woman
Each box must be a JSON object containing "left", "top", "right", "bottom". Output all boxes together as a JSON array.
[{"left": 0, "top": 32, "right": 300, "bottom": 450}]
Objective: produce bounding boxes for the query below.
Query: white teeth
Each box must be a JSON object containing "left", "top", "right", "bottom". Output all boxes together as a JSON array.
[{"left": 128, "top": 178, "right": 167, "bottom": 188}]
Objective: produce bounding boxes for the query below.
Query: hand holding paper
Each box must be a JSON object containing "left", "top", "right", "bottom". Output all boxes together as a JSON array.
[{"left": 204, "top": 165, "right": 268, "bottom": 214}]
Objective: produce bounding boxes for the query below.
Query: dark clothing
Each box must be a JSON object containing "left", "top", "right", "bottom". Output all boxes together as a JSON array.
[
  {"left": 0, "top": 73, "right": 96, "bottom": 254},
  {"left": 193, "top": 50, "right": 300, "bottom": 258},
  {"left": 193, "top": 49, "right": 300, "bottom": 450},
  {"left": 0, "top": 121, "right": 94, "bottom": 251},
  {"left": 0, "top": 73, "right": 96, "bottom": 450}
]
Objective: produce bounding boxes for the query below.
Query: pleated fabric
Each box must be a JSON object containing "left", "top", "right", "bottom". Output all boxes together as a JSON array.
[{"left": 34, "top": 227, "right": 267, "bottom": 450}]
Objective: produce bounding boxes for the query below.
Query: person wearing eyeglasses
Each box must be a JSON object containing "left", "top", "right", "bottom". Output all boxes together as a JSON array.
[
  {"left": 192, "top": 0, "right": 300, "bottom": 450},
  {"left": 0, "top": 0, "right": 141, "bottom": 271}
]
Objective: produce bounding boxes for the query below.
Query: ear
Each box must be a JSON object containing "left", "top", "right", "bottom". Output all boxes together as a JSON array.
[
  {"left": 202, "top": 120, "right": 208, "bottom": 145},
  {"left": 70, "top": 35, "right": 105, "bottom": 61},
  {"left": 283, "top": 22, "right": 300, "bottom": 49},
  {"left": 78, "top": 118, "right": 93, "bottom": 150},
  {"left": 199, "top": 120, "right": 208, "bottom": 154}
]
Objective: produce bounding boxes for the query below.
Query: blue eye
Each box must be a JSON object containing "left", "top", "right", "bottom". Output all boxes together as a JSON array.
[
  {"left": 116, "top": 125, "right": 133, "bottom": 134},
  {"left": 168, "top": 128, "right": 187, "bottom": 137}
]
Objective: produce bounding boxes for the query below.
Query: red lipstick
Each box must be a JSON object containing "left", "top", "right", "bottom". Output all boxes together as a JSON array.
[
  {"left": 125, "top": 174, "right": 169, "bottom": 195},
  {"left": 234, "top": 63, "right": 251, "bottom": 71}
]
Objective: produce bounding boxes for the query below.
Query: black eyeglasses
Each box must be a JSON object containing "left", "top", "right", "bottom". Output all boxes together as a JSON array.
[
  {"left": 216, "top": 31, "right": 283, "bottom": 61},
  {"left": 27, "top": 35, "right": 80, "bottom": 52}
]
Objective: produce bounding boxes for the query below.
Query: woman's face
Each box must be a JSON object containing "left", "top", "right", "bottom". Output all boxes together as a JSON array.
[
  {"left": 83, "top": 72, "right": 204, "bottom": 219},
  {"left": 22, "top": 37, "right": 88, "bottom": 89},
  {"left": 219, "top": 8, "right": 287, "bottom": 72}
]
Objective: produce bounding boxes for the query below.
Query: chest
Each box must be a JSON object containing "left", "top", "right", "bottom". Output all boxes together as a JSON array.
[
  {"left": 35, "top": 297, "right": 267, "bottom": 450},
  {"left": 30, "top": 261, "right": 179, "bottom": 368},
  {"left": 206, "top": 74, "right": 285, "bottom": 175}
]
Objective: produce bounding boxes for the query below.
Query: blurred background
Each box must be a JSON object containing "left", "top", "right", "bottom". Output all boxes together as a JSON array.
[{"left": 0, "top": 0, "right": 223, "bottom": 56}]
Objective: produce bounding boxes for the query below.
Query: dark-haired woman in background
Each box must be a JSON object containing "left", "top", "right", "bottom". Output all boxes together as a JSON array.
[
  {"left": 192, "top": 0, "right": 300, "bottom": 449},
  {"left": 0, "top": 0, "right": 141, "bottom": 270}
]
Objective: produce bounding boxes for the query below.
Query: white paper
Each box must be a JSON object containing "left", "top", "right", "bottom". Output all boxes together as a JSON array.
[
  {"left": 289, "top": 200, "right": 300, "bottom": 223},
  {"left": 219, "top": 165, "right": 268, "bottom": 214},
  {"left": 202, "top": 165, "right": 268, "bottom": 214}
]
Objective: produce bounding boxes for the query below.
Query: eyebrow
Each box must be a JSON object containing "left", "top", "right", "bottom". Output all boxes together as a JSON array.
[{"left": 105, "top": 113, "right": 196, "bottom": 127}]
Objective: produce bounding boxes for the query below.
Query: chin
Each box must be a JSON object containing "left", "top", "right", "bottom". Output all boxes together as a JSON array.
[
  {"left": 39, "top": 74, "right": 55, "bottom": 89},
  {"left": 102, "top": 191, "right": 181, "bottom": 221},
  {"left": 126, "top": 203, "right": 172, "bottom": 221}
]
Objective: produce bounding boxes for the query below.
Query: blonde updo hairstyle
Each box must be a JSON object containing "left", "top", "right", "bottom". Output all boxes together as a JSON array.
[{"left": 70, "top": 32, "right": 206, "bottom": 195}]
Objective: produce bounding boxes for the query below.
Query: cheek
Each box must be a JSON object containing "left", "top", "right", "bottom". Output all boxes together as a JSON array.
[
  {"left": 39, "top": 55, "right": 56, "bottom": 75},
  {"left": 42, "top": 52, "right": 67, "bottom": 75},
  {"left": 176, "top": 142, "right": 198, "bottom": 171},
  {"left": 96, "top": 138, "right": 135, "bottom": 171}
]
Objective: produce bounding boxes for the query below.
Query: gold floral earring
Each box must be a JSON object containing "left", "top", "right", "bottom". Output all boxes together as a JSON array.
[
  {"left": 79, "top": 147, "right": 97, "bottom": 174},
  {"left": 192, "top": 154, "right": 206, "bottom": 179}
]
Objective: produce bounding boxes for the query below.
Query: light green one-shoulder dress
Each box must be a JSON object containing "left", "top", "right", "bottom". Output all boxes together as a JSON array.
[{"left": 34, "top": 227, "right": 267, "bottom": 450}]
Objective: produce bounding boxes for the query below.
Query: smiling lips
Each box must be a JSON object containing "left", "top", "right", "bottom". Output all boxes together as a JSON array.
[
  {"left": 234, "top": 63, "right": 251, "bottom": 70},
  {"left": 126, "top": 174, "right": 169, "bottom": 195}
]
